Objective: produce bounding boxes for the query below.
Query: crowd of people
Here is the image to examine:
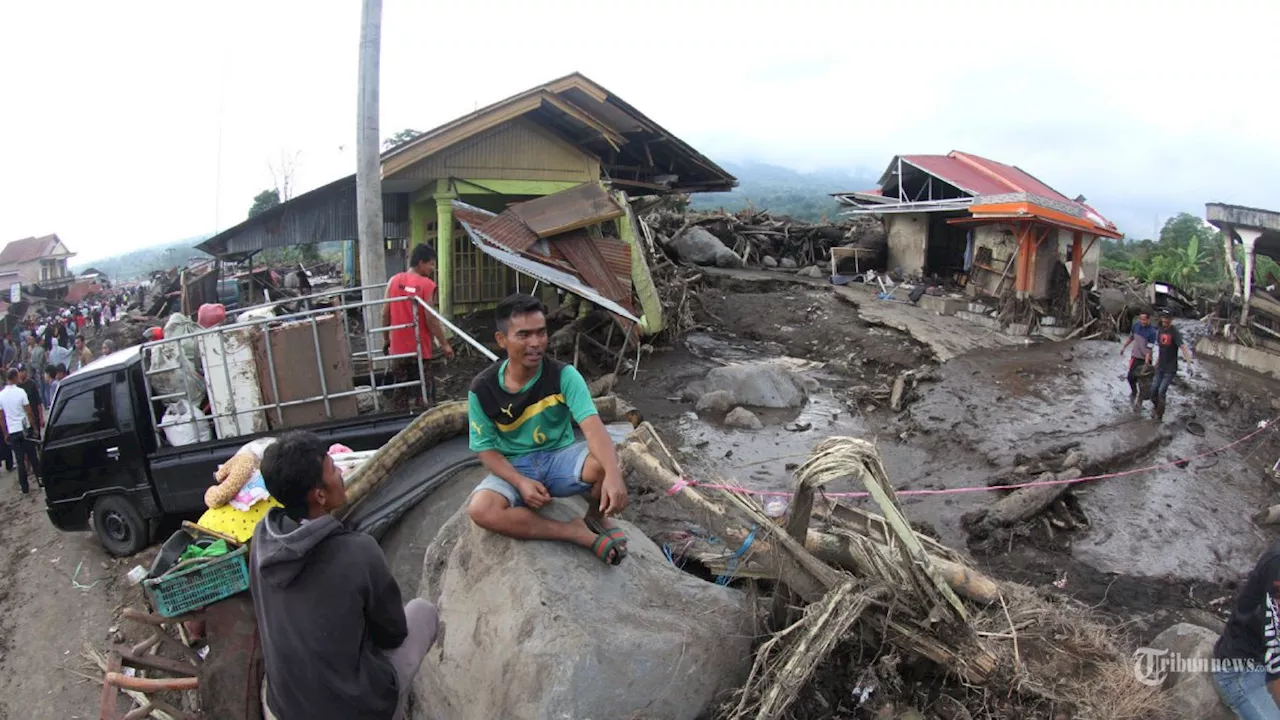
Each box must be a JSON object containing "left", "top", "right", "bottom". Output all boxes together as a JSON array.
[{"left": 0, "top": 291, "right": 133, "bottom": 494}]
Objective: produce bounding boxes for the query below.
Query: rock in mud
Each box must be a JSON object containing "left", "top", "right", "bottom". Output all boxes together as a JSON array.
[
  {"left": 671, "top": 226, "right": 741, "bottom": 268},
  {"left": 694, "top": 389, "right": 734, "bottom": 415},
  {"left": 1061, "top": 450, "right": 1083, "bottom": 470},
  {"left": 797, "top": 265, "right": 825, "bottom": 278},
  {"left": 670, "top": 226, "right": 727, "bottom": 265},
  {"left": 415, "top": 498, "right": 753, "bottom": 720},
  {"left": 1146, "top": 623, "right": 1233, "bottom": 720},
  {"left": 762, "top": 255, "right": 779, "bottom": 268},
  {"left": 714, "top": 248, "right": 744, "bottom": 268},
  {"left": 1099, "top": 288, "right": 1127, "bottom": 315},
  {"left": 724, "top": 407, "right": 763, "bottom": 430},
  {"left": 780, "top": 257, "right": 798, "bottom": 269},
  {"left": 704, "top": 362, "right": 808, "bottom": 408}
]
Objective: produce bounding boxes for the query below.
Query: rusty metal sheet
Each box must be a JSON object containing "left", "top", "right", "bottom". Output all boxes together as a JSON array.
[
  {"left": 508, "top": 183, "right": 623, "bottom": 238},
  {"left": 476, "top": 210, "right": 539, "bottom": 253},
  {"left": 552, "top": 231, "right": 626, "bottom": 302},
  {"left": 455, "top": 210, "right": 640, "bottom": 323}
]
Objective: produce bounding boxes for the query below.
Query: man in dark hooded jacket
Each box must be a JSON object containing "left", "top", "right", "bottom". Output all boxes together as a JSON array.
[{"left": 249, "top": 431, "right": 438, "bottom": 720}]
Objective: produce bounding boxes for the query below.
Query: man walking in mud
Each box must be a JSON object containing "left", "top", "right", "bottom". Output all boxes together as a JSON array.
[
  {"left": 1150, "top": 310, "right": 1193, "bottom": 421},
  {"left": 1120, "top": 310, "right": 1156, "bottom": 402},
  {"left": 465, "top": 293, "right": 630, "bottom": 565}
]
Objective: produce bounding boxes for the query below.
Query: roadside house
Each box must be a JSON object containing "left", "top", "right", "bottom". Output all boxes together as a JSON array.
[
  {"left": 836, "top": 151, "right": 1122, "bottom": 305},
  {"left": 0, "top": 234, "right": 77, "bottom": 289},
  {"left": 197, "top": 72, "right": 736, "bottom": 330}
]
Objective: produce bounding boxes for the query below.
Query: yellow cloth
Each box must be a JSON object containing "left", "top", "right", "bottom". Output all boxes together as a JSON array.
[{"left": 197, "top": 498, "right": 281, "bottom": 543}]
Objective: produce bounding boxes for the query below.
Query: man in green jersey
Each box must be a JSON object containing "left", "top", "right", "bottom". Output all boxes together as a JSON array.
[{"left": 466, "top": 294, "right": 630, "bottom": 564}]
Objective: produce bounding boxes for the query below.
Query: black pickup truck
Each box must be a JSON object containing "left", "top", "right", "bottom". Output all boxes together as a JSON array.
[{"left": 41, "top": 349, "right": 415, "bottom": 556}]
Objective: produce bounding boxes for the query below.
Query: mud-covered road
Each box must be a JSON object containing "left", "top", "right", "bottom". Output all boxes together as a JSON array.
[{"left": 621, "top": 276, "right": 1280, "bottom": 628}]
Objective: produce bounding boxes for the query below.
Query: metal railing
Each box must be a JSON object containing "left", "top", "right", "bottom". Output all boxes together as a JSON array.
[{"left": 141, "top": 284, "right": 494, "bottom": 449}]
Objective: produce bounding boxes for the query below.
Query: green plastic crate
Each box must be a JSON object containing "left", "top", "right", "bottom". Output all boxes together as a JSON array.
[{"left": 143, "top": 543, "right": 250, "bottom": 618}]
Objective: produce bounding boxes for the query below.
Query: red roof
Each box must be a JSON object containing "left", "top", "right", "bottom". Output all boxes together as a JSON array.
[
  {"left": 0, "top": 234, "right": 65, "bottom": 265},
  {"left": 900, "top": 152, "right": 1068, "bottom": 201},
  {"left": 897, "top": 151, "right": 1115, "bottom": 231}
]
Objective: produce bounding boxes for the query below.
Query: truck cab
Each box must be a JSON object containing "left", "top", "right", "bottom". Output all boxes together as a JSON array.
[
  {"left": 42, "top": 351, "right": 159, "bottom": 555},
  {"left": 41, "top": 286, "right": 462, "bottom": 556}
]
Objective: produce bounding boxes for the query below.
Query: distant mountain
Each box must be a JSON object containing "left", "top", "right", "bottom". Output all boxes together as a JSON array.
[
  {"left": 70, "top": 234, "right": 212, "bottom": 281},
  {"left": 689, "top": 161, "right": 879, "bottom": 222}
]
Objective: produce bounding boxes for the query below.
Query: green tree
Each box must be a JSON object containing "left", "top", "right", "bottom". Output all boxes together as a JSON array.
[
  {"left": 248, "top": 189, "right": 281, "bottom": 218},
  {"left": 382, "top": 128, "right": 422, "bottom": 151}
]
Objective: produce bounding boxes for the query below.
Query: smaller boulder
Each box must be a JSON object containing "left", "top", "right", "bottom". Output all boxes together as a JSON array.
[
  {"left": 714, "top": 248, "right": 744, "bottom": 268},
  {"left": 762, "top": 256, "right": 779, "bottom": 268},
  {"left": 724, "top": 407, "right": 763, "bottom": 430},
  {"left": 798, "top": 265, "right": 825, "bottom": 278},
  {"left": 695, "top": 390, "right": 734, "bottom": 415},
  {"left": 780, "top": 257, "right": 798, "bottom": 269},
  {"left": 1145, "top": 623, "right": 1233, "bottom": 720}
]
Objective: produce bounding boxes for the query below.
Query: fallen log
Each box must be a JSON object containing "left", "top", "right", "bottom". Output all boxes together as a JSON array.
[
  {"left": 804, "top": 530, "right": 998, "bottom": 605},
  {"left": 106, "top": 672, "right": 199, "bottom": 692},
  {"left": 965, "top": 468, "right": 1083, "bottom": 532}
]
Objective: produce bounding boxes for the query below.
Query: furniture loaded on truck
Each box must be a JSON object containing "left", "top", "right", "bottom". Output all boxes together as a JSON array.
[{"left": 40, "top": 286, "right": 481, "bottom": 555}]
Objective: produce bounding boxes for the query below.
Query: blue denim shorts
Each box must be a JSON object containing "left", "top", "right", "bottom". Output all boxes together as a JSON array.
[{"left": 472, "top": 441, "right": 591, "bottom": 507}]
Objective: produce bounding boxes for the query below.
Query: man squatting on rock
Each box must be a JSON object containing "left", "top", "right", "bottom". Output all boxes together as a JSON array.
[
  {"left": 466, "top": 293, "right": 631, "bottom": 564},
  {"left": 250, "top": 431, "right": 438, "bottom": 720}
]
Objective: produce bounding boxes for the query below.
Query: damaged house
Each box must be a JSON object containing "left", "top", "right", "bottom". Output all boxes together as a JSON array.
[
  {"left": 1201, "top": 203, "right": 1280, "bottom": 376},
  {"left": 835, "top": 151, "right": 1122, "bottom": 307},
  {"left": 198, "top": 73, "right": 735, "bottom": 337}
]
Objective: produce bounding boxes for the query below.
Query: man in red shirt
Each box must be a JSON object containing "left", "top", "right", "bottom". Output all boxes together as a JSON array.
[{"left": 381, "top": 244, "right": 453, "bottom": 410}]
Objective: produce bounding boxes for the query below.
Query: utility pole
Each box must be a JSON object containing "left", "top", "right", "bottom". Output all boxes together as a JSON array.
[{"left": 356, "top": 0, "right": 385, "bottom": 317}]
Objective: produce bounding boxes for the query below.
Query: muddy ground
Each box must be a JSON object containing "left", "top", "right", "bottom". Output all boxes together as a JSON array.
[
  {"left": 620, "top": 273, "right": 1280, "bottom": 644},
  {"left": 3, "top": 270, "right": 1279, "bottom": 718}
]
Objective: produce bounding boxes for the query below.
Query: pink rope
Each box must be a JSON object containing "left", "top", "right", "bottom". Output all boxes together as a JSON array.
[{"left": 666, "top": 418, "right": 1277, "bottom": 500}]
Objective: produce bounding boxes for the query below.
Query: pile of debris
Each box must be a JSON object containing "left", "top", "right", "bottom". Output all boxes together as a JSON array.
[
  {"left": 641, "top": 208, "right": 886, "bottom": 272},
  {"left": 620, "top": 429, "right": 1166, "bottom": 719}
]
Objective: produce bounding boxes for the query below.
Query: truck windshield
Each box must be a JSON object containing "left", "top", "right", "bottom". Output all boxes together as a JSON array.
[{"left": 46, "top": 385, "right": 115, "bottom": 443}]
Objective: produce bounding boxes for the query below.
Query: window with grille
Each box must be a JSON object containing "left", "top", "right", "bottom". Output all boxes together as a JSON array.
[{"left": 453, "top": 218, "right": 514, "bottom": 304}]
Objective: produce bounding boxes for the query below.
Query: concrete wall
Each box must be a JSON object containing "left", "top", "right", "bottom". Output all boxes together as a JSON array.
[
  {"left": 967, "top": 224, "right": 1018, "bottom": 297},
  {"left": 885, "top": 214, "right": 926, "bottom": 277},
  {"left": 1052, "top": 230, "right": 1103, "bottom": 289},
  {"left": 1197, "top": 336, "right": 1280, "bottom": 379}
]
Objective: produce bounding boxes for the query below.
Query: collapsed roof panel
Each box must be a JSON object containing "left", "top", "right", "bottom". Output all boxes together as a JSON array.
[
  {"left": 508, "top": 182, "right": 624, "bottom": 238},
  {"left": 453, "top": 200, "right": 639, "bottom": 324}
]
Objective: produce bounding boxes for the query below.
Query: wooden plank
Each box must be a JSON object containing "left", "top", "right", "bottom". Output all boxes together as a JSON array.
[
  {"left": 112, "top": 645, "right": 200, "bottom": 678},
  {"left": 508, "top": 183, "right": 623, "bottom": 238},
  {"left": 769, "top": 477, "right": 816, "bottom": 630},
  {"left": 99, "top": 651, "right": 124, "bottom": 720}
]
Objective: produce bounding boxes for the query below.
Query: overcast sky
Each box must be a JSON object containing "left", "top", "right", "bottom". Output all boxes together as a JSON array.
[{"left": 2, "top": 1, "right": 1276, "bottom": 263}]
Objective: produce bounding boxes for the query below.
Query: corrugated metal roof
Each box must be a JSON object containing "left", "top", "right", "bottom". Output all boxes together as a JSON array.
[
  {"left": 477, "top": 211, "right": 540, "bottom": 253},
  {"left": 901, "top": 155, "right": 1020, "bottom": 196},
  {"left": 887, "top": 151, "right": 1116, "bottom": 231},
  {"left": 454, "top": 201, "right": 639, "bottom": 323},
  {"left": 198, "top": 176, "right": 411, "bottom": 258},
  {"left": 554, "top": 231, "right": 627, "bottom": 302}
]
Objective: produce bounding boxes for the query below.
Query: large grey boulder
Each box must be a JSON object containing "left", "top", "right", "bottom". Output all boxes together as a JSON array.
[
  {"left": 414, "top": 497, "right": 754, "bottom": 720},
  {"left": 1143, "top": 623, "right": 1232, "bottom": 720},
  {"left": 705, "top": 362, "right": 808, "bottom": 408},
  {"left": 672, "top": 226, "right": 740, "bottom": 268},
  {"left": 1099, "top": 288, "right": 1127, "bottom": 315}
]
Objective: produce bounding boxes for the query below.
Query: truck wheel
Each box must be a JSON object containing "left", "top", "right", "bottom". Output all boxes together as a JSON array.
[{"left": 92, "top": 495, "right": 148, "bottom": 557}]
